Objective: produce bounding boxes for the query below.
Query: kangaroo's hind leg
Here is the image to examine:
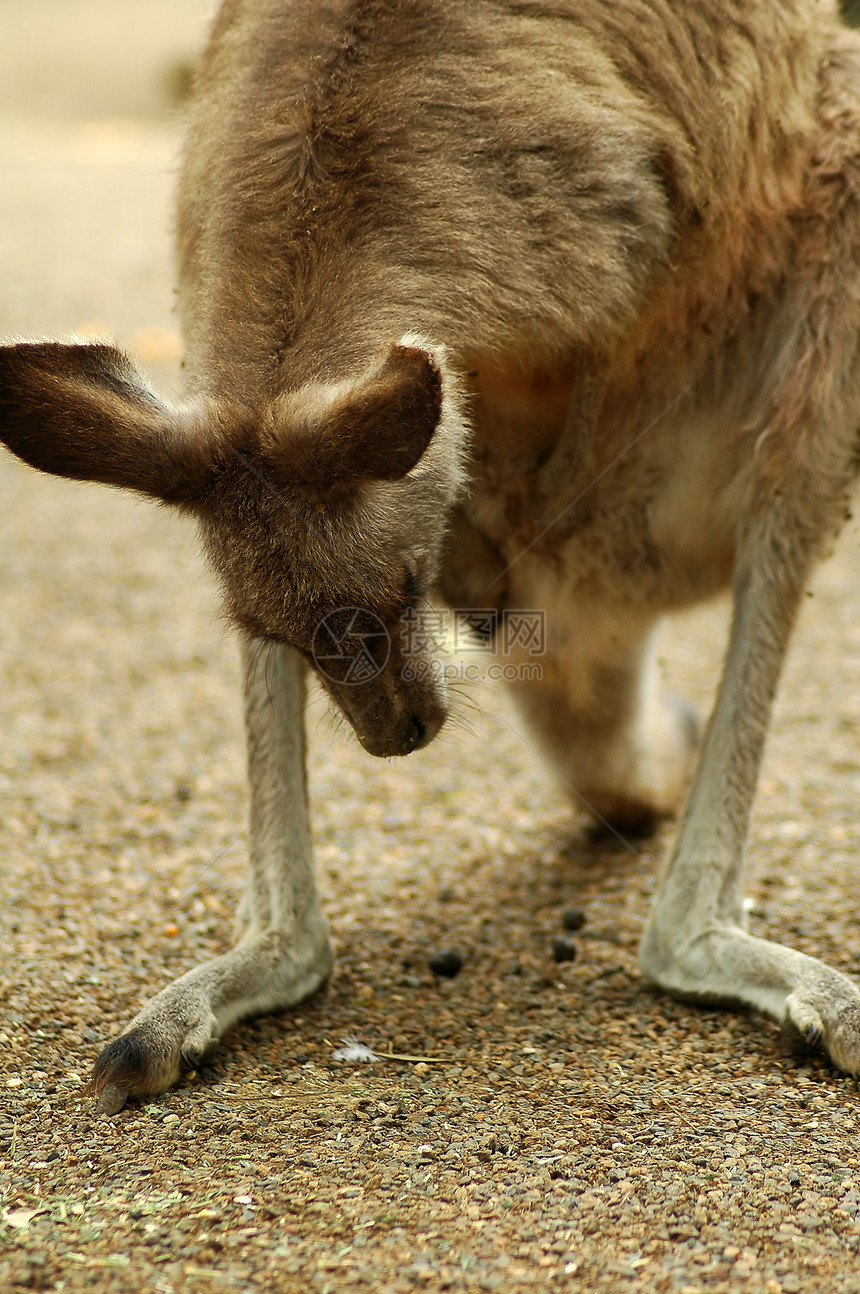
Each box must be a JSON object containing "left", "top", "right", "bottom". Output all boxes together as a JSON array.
[
  {"left": 640, "top": 68, "right": 860, "bottom": 1071},
  {"left": 639, "top": 465, "right": 860, "bottom": 1074},
  {"left": 87, "top": 639, "right": 333, "bottom": 1112}
]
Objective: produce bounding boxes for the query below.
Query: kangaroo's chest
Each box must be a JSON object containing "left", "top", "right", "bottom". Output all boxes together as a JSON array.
[{"left": 454, "top": 360, "right": 754, "bottom": 614}]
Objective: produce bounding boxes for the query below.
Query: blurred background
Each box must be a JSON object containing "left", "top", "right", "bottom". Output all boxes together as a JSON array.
[
  {"left": 0, "top": 0, "right": 208, "bottom": 122},
  {"left": 0, "top": 0, "right": 216, "bottom": 397}
]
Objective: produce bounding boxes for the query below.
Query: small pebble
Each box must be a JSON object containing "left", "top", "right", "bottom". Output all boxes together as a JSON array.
[
  {"left": 562, "top": 908, "right": 586, "bottom": 932},
  {"left": 428, "top": 949, "right": 463, "bottom": 977},
  {"left": 552, "top": 936, "right": 578, "bottom": 963}
]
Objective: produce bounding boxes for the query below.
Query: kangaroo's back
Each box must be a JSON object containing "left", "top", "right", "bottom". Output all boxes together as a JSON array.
[{"left": 177, "top": 0, "right": 835, "bottom": 397}]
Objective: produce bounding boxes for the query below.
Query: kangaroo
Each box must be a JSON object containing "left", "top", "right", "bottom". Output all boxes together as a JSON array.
[{"left": 2, "top": 0, "right": 860, "bottom": 1114}]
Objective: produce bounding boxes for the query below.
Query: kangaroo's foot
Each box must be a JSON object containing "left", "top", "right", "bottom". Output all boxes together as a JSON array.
[
  {"left": 86, "top": 923, "right": 332, "bottom": 1114},
  {"left": 640, "top": 917, "right": 860, "bottom": 1076}
]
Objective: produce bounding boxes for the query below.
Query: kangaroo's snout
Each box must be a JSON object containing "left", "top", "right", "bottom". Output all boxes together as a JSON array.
[
  {"left": 356, "top": 706, "right": 445, "bottom": 758},
  {"left": 322, "top": 653, "right": 448, "bottom": 759}
]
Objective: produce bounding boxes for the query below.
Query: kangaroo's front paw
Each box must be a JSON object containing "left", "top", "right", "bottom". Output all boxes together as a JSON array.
[{"left": 585, "top": 692, "right": 700, "bottom": 833}]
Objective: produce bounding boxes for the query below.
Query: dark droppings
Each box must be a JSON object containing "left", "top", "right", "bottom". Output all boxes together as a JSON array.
[
  {"left": 552, "top": 936, "right": 578, "bottom": 963},
  {"left": 428, "top": 949, "right": 464, "bottom": 978}
]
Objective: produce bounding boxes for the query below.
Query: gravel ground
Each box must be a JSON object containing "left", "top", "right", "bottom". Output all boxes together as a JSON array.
[{"left": 3, "top": 4, "right": 860, "bottom": 1292}]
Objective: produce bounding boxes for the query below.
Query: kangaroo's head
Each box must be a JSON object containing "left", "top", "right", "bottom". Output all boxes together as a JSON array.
[{"left": 0, "top": 337, "right": 468, "bottom": 756}]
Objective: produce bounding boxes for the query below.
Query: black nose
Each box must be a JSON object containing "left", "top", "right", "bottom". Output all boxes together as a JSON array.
[{"left": 404, "top": 716, "right": 427, "bottom": 753}]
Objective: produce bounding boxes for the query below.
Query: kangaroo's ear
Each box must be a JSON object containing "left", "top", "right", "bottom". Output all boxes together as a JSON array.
[
  {"left": 0, "top": 341, "right": 231, "bottom": 505},
  {"left": 274, "top": 344, "right": 443, "bottom": 492}
]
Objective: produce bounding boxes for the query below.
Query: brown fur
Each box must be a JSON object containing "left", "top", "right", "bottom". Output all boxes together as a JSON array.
[{"left": 2, "top": 0, "right": 860, "bottom": 1109}]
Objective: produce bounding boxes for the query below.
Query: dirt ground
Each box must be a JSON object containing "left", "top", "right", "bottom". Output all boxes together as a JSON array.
[{"left": 3, "top": 3, "right": 860, "bottom": 1292}]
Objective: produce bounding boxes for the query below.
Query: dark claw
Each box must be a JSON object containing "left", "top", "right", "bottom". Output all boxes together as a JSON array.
[
  {"left": 97, "top": 1081, "right": 131, "bottom": 1116},
  {"left": 180, "top": 1047, "right": 204, "bottom": 1073}
]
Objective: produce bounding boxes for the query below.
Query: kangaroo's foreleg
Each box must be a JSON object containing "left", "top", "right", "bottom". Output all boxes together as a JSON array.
[
  {"left": 88, "top": 640, "right": 332, "bottom": 1113},
  {"left": 503, "top": 592, "right": 698, "bottom": 833}
]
